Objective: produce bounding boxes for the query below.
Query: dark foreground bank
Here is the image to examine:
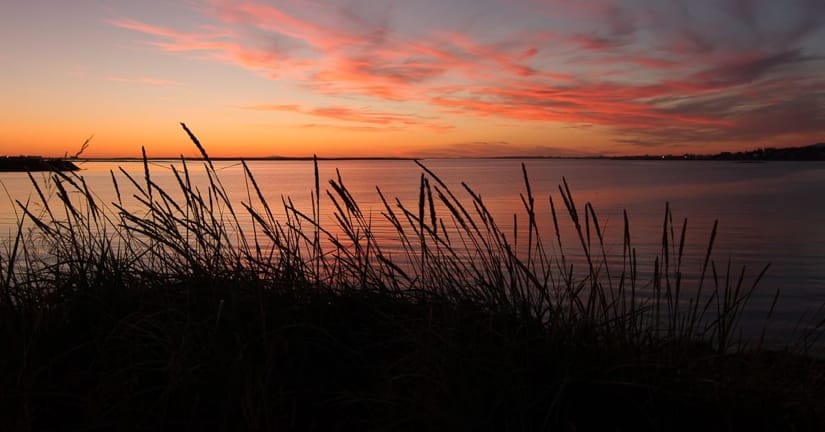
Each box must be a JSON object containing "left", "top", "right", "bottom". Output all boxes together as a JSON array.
[
  {"left": 2, "top": 126, "right": 824, "bottom": 430},
  {"left": 2, "top": 276, "right": 823, "bottom": 431}
]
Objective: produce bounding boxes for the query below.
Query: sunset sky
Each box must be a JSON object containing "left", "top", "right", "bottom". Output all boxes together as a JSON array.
[{"left": 1, "top": 0, "right": 823, "bottom": 157}]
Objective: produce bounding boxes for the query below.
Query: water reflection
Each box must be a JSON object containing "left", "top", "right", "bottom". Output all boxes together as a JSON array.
[{"left": 2, "top": 159, "right": 824, "bottom": 337}]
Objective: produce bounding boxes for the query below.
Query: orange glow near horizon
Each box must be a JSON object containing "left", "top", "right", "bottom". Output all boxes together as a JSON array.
[{"left": 1, "top": 0, "right": 823, "bottom": 158}]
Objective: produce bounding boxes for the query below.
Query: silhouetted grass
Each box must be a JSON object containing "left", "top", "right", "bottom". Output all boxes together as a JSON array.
[{"left": 1, "top": 124, "right": 824, "bottom": 431}]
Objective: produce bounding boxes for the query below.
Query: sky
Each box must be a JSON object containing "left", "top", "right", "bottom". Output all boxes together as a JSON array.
[{"left": 1, "top": 0, "right": 824, "bottom": 158}]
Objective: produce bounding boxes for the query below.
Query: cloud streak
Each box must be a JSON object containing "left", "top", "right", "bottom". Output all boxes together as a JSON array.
[
  {"left": 111, "top": 0, "right": 825, "bottom": 149},
  {"left": 410, "top": 141, "right": 596, "bottom": 158},
  {"left": 106, "top": 76, "right": 181, "bottom": 86},
  {"left": 245, "top": 104, "right": 453, "bottom": 132}
]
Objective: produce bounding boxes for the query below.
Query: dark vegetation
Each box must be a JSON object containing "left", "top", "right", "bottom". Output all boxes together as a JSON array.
[
  {"left": 0, "top": 156, "right": 80, "bottom": 172},
  {"left": 611, "top": 142, "right": 825, "bottom": 161},
  {"left": 0, "top": 135, "right": 91, "bottom": 172},
  {"left": 1, "top": 125, "right": 824, "bottom": 431}
]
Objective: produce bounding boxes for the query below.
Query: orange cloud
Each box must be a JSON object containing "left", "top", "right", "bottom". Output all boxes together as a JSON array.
[
  {"left": 111, "top": 0, "right": 825, "bottom": 149},
  {"left": 245, "top": 104, "right": 453, "bottom": 132}
]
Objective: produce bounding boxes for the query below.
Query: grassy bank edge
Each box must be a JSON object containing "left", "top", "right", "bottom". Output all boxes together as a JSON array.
[{"left": 1, "top": 124, "right": 823, "bottom": 430}]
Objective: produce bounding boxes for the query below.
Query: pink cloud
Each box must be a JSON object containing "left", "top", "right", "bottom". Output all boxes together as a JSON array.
[
  {"left": 110, "top": 18, "right": 311, "bottom": 78},
  {"left": 213, "top": 1, "right": 360, "bottom": 51},
  {"left": 111, "top": 0, "right": 825, "bottom": 148},
  {"left": 435, "top": 31, "right": 539, "bottom": 77},
  {"left": 295, "top": 123, "right": 404, "bottom": 133},
  {"left": 245, "top": 104, "right": 453, "bottom": 132}
]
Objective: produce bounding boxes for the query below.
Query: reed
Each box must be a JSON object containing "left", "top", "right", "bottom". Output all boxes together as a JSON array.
[{"left": 0, "top": 124, "right": 823, "bottom": 431}]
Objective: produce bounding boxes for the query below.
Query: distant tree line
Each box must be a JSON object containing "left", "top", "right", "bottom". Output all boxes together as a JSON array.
[{"left": 611, "top": 143, "right": 825, "bottom": 161}]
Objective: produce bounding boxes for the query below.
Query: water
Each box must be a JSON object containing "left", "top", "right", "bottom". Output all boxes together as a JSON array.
[{"left": 2, "top": 159, "right": 825, "bottom": 338}]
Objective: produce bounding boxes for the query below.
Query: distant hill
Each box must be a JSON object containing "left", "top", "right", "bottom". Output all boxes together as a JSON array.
[{"left": 611, "top": 143, "right": 825, "bottom": 161}]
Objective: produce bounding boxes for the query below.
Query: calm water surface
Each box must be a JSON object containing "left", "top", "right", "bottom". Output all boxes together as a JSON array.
[{"left": 2, "top": 159, "right": 824, "bottom": 336}]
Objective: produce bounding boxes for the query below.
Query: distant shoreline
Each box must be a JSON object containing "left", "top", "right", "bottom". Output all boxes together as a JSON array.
[
  {"left": 4, "top": 142, "right": 824, "bottom": 167},
  {"left": 76, "top": 142, "right": 825, "bottom": 162}
]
